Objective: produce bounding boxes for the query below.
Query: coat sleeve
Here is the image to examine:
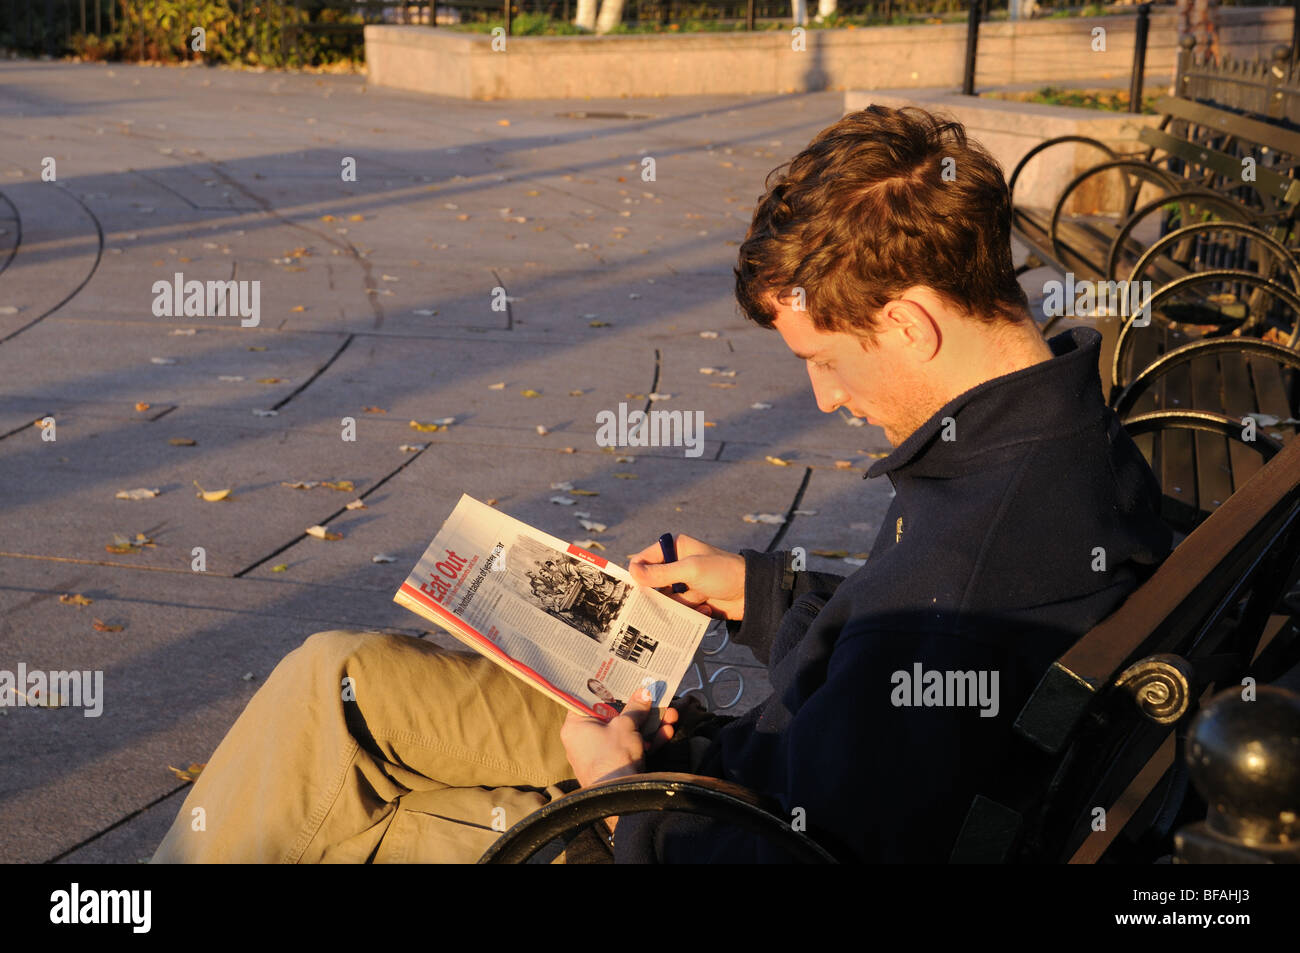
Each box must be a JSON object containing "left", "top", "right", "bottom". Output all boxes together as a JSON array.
[
  {"left": 615, "top": 616, "right": 1042, "bottom": 864},
  {"left": 724, "top": 549, "right": 846, "bottom": 667}
]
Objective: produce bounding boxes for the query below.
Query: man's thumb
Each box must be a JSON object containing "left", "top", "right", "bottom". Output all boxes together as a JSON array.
[{"left": 630, "top": 558, "right": 690, "bottom": 591}]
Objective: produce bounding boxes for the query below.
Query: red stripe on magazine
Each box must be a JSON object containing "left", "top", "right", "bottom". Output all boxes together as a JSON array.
[
  {"left": 397, "top": 582, "right": 607, "bottom": 720},
  {"left": 567, "top": 543, "right": 608, "bottom": 569}
]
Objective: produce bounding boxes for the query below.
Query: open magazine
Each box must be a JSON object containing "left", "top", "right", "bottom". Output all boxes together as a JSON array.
[{"left": 394, "top": 494, "right": 712, "bottom": 721}]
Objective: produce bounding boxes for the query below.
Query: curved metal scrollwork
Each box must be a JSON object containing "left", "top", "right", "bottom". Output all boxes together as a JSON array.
[{"left": 1115, "top": 654, "right": 1196, "bottom": 725}]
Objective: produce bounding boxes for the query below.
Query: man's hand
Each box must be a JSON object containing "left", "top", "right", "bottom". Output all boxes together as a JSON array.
[
  {"left": 628, "top": 534, "right": 746, "bottom": 621},
  {"left": 561, "top": 688, "right": 680, "bottom": 835}
]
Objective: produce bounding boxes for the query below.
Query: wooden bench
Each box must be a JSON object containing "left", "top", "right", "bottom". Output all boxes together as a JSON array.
[
  {"left": 478, "top": 433, "right": 1300, "bottom": 864},
  {"left": 1010, "top": 95, "right": 1300, "bottom": 303}
]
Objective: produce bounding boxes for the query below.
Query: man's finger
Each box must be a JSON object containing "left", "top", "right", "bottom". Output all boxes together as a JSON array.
[
  {"left": 629, "top": 558, "right": 691, "bottom": 591},
  {"left": 627, "top": 541, "right": 667, "bottom": 566}
]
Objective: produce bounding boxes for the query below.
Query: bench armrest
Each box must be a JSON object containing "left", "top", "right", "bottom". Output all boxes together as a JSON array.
[{"left": 476, "top": 771, "right": 838, "bottom": 864}]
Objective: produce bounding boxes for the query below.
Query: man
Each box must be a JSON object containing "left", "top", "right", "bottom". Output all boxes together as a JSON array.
[{"left": 152, "top": 105, "right": 1171, "bottom": 864}]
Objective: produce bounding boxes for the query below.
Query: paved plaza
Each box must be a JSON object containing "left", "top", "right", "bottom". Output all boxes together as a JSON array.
[{"left": 0, "top": 61, "right": 1058, "bottom": 863}]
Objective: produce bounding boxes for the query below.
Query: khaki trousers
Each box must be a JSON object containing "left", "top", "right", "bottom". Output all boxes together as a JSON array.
[{"left": 151, "top": 630, "right": 580, "bottom": 863}]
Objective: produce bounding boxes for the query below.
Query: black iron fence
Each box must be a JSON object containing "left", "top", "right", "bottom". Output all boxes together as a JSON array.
[{"left": 1176, "top": 35, "right": 1300, "bottom": 122}]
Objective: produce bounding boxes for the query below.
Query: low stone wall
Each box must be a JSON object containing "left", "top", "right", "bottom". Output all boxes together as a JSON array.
[{"left": 364, "top": 7, "right": 1290, "bottom": 101}]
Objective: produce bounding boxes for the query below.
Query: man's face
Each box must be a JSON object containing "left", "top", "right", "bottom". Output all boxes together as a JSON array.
[{"left": 770, "top": 298, "right": 932, "bottom": 447}]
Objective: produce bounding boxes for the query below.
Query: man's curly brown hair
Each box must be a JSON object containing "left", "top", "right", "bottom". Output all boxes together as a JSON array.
[{"left": 734, "top": 105, "right": 1029, "bottom": 339}]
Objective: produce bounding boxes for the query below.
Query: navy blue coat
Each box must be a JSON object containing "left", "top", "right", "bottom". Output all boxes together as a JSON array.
[{"left": 615, "top": 327, "right": 1173, "bottom": 863}]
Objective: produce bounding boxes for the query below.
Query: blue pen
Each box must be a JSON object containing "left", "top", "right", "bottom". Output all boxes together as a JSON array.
[{"left": 657, "top": 533, "right": 689, "bottom": 594}]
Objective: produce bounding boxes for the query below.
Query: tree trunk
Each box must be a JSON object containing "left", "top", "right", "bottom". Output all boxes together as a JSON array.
[
  {"left": 1177, "top": 0, "right": 1221, "bottom": 65},
  {"left": 792, "top": 0, "right": 808, "bottom": 27},
  {"left": 575, "top": 0, "right": 598, "bottom": 31},
  {"left": 595, "top": 0, "right": 626, "bottom": 34},
  {"left": 815, "top": 0, "right": 837, "bottom": 21}
]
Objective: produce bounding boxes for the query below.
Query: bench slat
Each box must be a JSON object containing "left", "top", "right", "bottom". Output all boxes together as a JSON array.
[
  {"left": 1138, "top": 127, "right": 1299, "bottom": 206},
  {"left": 1219, "top": 350, "right": 1267, "bottom": 488},
  {"left": 1189, "top": 356, "right": 1236, "bottom": 513},
  {"left": 1154, "top": 95, "right": 1300, "bottom": 169}
]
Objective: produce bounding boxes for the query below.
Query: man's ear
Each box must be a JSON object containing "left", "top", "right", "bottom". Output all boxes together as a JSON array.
[{"left": 877, "top": 298, "right": 941, "bottom": 362}]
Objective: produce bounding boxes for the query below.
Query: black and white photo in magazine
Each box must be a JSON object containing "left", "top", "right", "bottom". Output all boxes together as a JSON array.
[
  {"left": 499, "top": 535, "right": 630, "bottom": 644},
  {"left": 611, "top": 623, "right": 659, "bottom": 668}
]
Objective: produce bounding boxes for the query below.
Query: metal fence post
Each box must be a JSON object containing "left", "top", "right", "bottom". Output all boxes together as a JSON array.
[
  {"left": 1129, "top": 2, "right": 1151, "bottom": 113},
  {"left": 961, "top": 0, "right": 980, "bottom": 96}
]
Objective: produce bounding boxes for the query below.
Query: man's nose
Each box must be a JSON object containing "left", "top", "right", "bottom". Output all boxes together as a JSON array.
[{"left": 810, "top": 372, "right": 845, "bottom": 414}]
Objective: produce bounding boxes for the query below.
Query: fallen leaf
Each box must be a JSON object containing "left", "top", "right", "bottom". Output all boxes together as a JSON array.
[
  {"left": 488, "top": 382, "right": 506, "bottom": 390},
  {"left": 647, "top": 392, "right": 671, "bottom": 401},
  {"left": 320, "top": 214, "right": 336, "bottom": 222},
  {"left": 614, "top": 473, "right": 637, "bottom": 479},
  {"left": 550, "top": 496, "right": 577, "bottom": 506},
  {"left": 151, "top": 357, "right": 176, "bottom": 365},
  {"left": 321, "top": 480, "right": 355, "bottom": 492},
  {"left": 169, "top": 437, "right": 197, "bottom": 446},
  {"left": 751, "top": 402, "right": 773, "bottom": 410},
  {"left": 282, "top": 481, "right": 319, "bottom": 490},
  {"left": 497, "top": 118, "right": 511, "bottom": 126},
  {"left": 247, "top": 346, "right": 267, "bottom": 352},
  {"left": 116, "top": 487, "right": 161, "bottom": 500},
  {"left": 812, "top": 549, "right": 848, "bottom": 558},
  {"left": 271, "top": 564, "right": 288, "bottom": 573},
  {"left": 290, "top": 306, "right": 305, "bottom": 313},
  {"left": 551, "top": 482, "right": 574, "bottom": 491},
  {"left": 485, "top": 498, "right": 499, "bottom": 506},
  {"left": 569, "top": 390, "right": 584, "bottom": 397},
  {"left": 219, "top": 375, "right": 245, "bottom": 382},
  {"left": 699, "top": 331, "right": 719, "bottom": 339},
  {"left": 60, "top": 593, "right": 93, "bottom": 606},
  {"left": 194, "top": 481, "right": 232, "bottom": 502},
  {"left": 834, "top": 460, "right": 853, "bottom": 469},
  {"left": 765, "top": 456, "right": 790, "bottom": 467},
  {"left": 792, "top": 509, "right": 818, "bottom": 516},
  {"left": 589, "top": 320, "right": 610, "bottom": 328},
  {"left": 257, "top": 377, "right": 286, "bottom": 384},
  {"left": 345, "top": 499, "right": 367, "bottom": 510},
  {"left": 168, "top": 763, "right": 206, "bottom": 782},
  {"left": 371, "top": 554, "right": 396, "bottom": 563},
  {"left": 409, "top": 420, "right": 445, "bottom": 432},
  {"left": 92, "top": 618, "right": 124, "bottom": 632},
  {"left": 362, "top": 406, "right": 387, "bottom": 414},
  {"left": 569, "top": 489, "right": 599, "bottom": 497},
  {"left": 574, "top": 539, "right": 606, "bottom": 551},
  {"left": 561, "top": 447, "right": 576, "bottom": 454},
  {"left": 135, "top": 401, "right": 151, "bottom": 412},
  {"left": 578, "top": 519, "right": 607, "bottom": 533},
  {"left": 306, "top": 525, "right": 342, "bottom": 540},
  {"left": 348, "top": 214, "right": 364, "bottom": 222},
  {"left": 520, "top": 389, "right": 541, "bottom": 398},
  {"left": 252, "top": 409, "right": 278, "bottom": 417},
  {"left": 743, "top": 513, "right": 786, "bottom": 524},
  {"left": 398, "top": 444, "right": 426, "bottom": 453},
  {"left": 536, "top": 425, "right": 550, "bottom": 436}
]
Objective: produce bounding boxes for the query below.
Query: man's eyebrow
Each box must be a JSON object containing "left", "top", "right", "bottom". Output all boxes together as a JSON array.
[{"left": 792, "top": 349, "right": 821, "bottom": 360}]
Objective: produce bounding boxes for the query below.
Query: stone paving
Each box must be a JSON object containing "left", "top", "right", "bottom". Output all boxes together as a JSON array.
[{"left": 0, "top": 61, "right": 1067, "bottom": 863}]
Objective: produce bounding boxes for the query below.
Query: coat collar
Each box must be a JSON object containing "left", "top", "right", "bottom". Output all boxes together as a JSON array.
[{"left": 866, "top": 327, "right": 1106, "bottom": 481}]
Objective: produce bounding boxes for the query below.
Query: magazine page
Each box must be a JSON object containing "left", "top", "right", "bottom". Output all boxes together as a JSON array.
[{"left": 394, "top": 494, "right": 711, "bottom": 720}]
